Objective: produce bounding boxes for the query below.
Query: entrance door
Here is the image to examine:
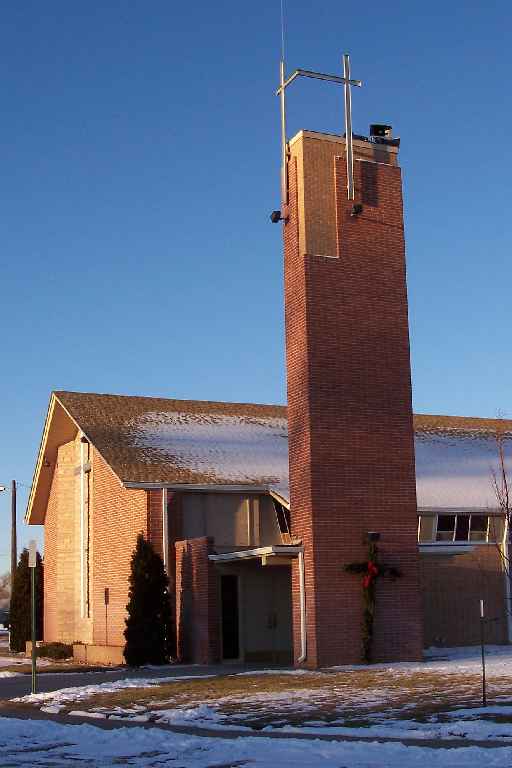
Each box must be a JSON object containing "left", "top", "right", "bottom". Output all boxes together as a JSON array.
[
  {"left": 221, "top": 574, "right": 240, "bottom": 660},
  {"left": 243, "top": 565, "right": 293, "bottom": 664}
]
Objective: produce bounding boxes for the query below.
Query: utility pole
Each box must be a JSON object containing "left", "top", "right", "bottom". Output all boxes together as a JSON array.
[
  {"left": 11, "top": 480, "right": 17, "bottom": 584},
  {"left": 29, "top": 540, "right": 37, "bottom": 694}
]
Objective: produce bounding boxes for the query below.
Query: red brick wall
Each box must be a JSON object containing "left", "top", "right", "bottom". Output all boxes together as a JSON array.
[
  {"left": 166, "top": 493, "right": 182, "bottom": 629},
  {"left": 420, "top": 548, "right": 508, "bottom": 646},
  {"left": 285, "top": 135, "right": 423, "bottom": 666},
  {"left": 175, "top": 537, "right": 220, "bottom": 664},
  {"left": 91, "top": 449, "right": 147, "bottom": 647},
  {"left": 147, "top": 489, "right": 164, "bottom": 559}
]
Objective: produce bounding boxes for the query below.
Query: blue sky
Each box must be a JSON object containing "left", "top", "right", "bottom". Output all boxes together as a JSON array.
[{"left": 1, "top": 0, "right": 511, "bottom": 574}]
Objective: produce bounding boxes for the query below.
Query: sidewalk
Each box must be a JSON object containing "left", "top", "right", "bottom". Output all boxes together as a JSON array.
[{"left": 1, "top": 704, "right": 511, "bottom": 751}]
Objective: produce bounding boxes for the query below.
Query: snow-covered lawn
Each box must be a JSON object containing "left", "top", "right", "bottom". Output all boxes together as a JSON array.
[
  {"left": 1, "top": 717, "right": 512, "bottom": 767},
  {"left": 9, "top": 645, "right": 512, "bottom": 746}
]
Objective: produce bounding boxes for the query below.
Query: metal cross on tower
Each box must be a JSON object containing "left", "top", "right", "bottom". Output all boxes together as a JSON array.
[{"left": 276, "top": 54, "right": 362, "bottom": 205}]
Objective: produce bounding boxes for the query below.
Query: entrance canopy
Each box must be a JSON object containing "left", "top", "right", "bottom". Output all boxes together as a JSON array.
[{"left": 209, "top": 544, "right": 302, "bottom": 566}]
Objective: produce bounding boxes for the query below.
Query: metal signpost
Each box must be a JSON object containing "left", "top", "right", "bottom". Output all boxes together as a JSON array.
[
  {"left": 28, "top": 539, "right": 37, "bottom": 694},
  {"left": 0, "top": 481, "right": 17, "bottom": 652},
  {"left": 480, "top": 599, "right": 487, "bottom": 707}
]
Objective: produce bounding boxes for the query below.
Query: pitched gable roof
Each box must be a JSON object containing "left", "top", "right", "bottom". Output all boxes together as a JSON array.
[
  {"left": 26, "top": 391, "right": 512, "bottom": 525},
  {"left": 56, "top": 389, "right": 288, "bottom": 485},
  {"left": 26, "top": 391, "right": 288, "bottom": 523}
]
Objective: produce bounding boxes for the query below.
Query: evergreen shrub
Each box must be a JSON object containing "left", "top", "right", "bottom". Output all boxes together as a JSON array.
[
  {"left": 124, "top": 533, "right": 174, "bottom": 666},
  {"left": 9, "top": 548, "right": 43, "bottom": 653}
]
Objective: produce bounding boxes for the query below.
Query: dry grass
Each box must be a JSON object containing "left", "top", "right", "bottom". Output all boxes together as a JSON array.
[{"left": 23, "top": 667, "right": 512, "bottom": 729}]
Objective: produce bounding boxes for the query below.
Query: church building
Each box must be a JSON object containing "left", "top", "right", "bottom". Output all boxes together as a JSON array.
[{"left": 26, "top": 125, "right": 511, "bottom": 667}]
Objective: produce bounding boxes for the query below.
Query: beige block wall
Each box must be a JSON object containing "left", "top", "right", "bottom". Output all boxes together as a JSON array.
[{"left": 43, "top": 433, "right": 93, "bottom": 645}]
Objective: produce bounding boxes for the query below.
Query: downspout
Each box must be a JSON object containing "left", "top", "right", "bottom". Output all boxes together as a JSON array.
[
  {"left": 162, "top": 488, "right": 169, "bottom": 573},
  {"left": 298, "top": 548, "right": 307, "bottom": 663}
]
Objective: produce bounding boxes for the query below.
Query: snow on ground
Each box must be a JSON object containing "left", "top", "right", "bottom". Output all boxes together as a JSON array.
[
  {"left": 12, "top": 645, "right": 512, "bottom": 747},
  {"left": 0, "top": 654, "right": 51, "bottom": 668},
  {"left": 13, "top": 673, "right": 219, "bottom": 707},
  {"left": 328, "top": 644, "right": 512, "bottom": 675},
  {"left": 0, "top": 638, "right": 52, "bottom": 669},
  {"left": 1, "top": 717, "right": 512, "bottom": 767}
]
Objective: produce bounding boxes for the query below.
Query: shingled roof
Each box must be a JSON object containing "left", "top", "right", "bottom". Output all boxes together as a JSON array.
[
  {"left": 26, "top": 390, "right": 512, "bottom": 524},
  {"left": 55, "top": 390, "right": 288, "bottom": 488}
]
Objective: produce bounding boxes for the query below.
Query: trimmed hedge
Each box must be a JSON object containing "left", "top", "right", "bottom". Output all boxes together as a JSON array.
[{"left": 36, "top": 642, "right": 73, "bottom": 660}]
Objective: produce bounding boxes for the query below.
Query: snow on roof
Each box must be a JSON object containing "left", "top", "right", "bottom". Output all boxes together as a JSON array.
[
  {"left": 414, "top": 429, "right": 512, "bottom": 510},
  {"left": 121, "top": 409, "right": 512, "bottom": 509},
  {"left": 43, "top": 393, "right": 512, "bottom": 512},
  {"left": 130, "top": 410, "right": 289, "bottom": 491}
]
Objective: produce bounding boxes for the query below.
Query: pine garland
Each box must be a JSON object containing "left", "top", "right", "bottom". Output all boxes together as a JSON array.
[{"left": 345, "top": 542, "right": 402, "bottom": 663}]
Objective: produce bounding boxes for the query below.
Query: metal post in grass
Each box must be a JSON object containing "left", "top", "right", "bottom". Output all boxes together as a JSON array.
[
  {"left": 480, "top": 599, "right": 487, "bottom": 707},
  {"left": 29, "top": 540, "right": 37, "bottom": 695}
]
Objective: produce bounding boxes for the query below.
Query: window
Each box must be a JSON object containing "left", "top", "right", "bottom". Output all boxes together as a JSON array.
[
  {"left": 272, "top": 498, "right": 291, "bottom": 537},
  {"left": 469, "top": 515, "right": 488, "bottom": 542},
  {"left": 455, "top": 515, "right": 470, "bottom": 541},
  {"left": 418, "top": 513, "right": 500, "bottom": 544},
  {"left": 436, "top": 515, "right": 456, "bottom": 541}
]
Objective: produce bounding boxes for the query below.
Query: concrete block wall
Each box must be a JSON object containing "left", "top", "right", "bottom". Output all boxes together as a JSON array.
[{"left": 43, "top": 434, "right": 93, "bottom": 645}]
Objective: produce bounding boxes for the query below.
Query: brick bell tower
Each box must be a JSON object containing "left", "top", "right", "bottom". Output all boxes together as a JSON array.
[{"left": 279, "top": 61, "right": 423, "bottom": 667}]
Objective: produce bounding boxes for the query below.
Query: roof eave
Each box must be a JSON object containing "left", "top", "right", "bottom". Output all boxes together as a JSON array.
[{"left": 26, "top": 394, "right": 59, "bottom": 525}]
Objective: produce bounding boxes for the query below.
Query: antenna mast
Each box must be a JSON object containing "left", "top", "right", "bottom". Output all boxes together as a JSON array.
[
  {"left": 279, "top": 0, "right": 288, "bottom": 206},
  {"left": 276, "top": 54, "right": 362, "bottom": 205}
]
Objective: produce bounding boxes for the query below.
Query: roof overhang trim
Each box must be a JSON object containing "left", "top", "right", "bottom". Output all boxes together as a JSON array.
[
  {"left": 124, "top": 481, "right": 290, "bottom": 508},
  {"left": 209, "top": 545, "right": 303, "bottom": 562},
  {"left": 124, "top": 481, "right": 275, "bottom": 492},
  {"left": 26, "top": 395, "right": 80, "bottom": 525},
  {"left": 269, "top": 488, "right": 290, "bottom": 510}
]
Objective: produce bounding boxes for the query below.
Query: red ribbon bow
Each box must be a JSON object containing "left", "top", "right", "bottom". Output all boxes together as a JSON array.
[{"left": 362, "top": 561, "right": 379, "bottom": 589}]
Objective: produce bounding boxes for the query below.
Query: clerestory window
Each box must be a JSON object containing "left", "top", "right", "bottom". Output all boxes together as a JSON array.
[{"left": 418, "top": 513, "right": 502, "bottom": 544}]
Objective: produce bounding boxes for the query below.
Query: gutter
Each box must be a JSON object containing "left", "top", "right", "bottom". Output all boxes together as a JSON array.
[{"left": 124, "top": 482, "right": 272, "bottom": 493}]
